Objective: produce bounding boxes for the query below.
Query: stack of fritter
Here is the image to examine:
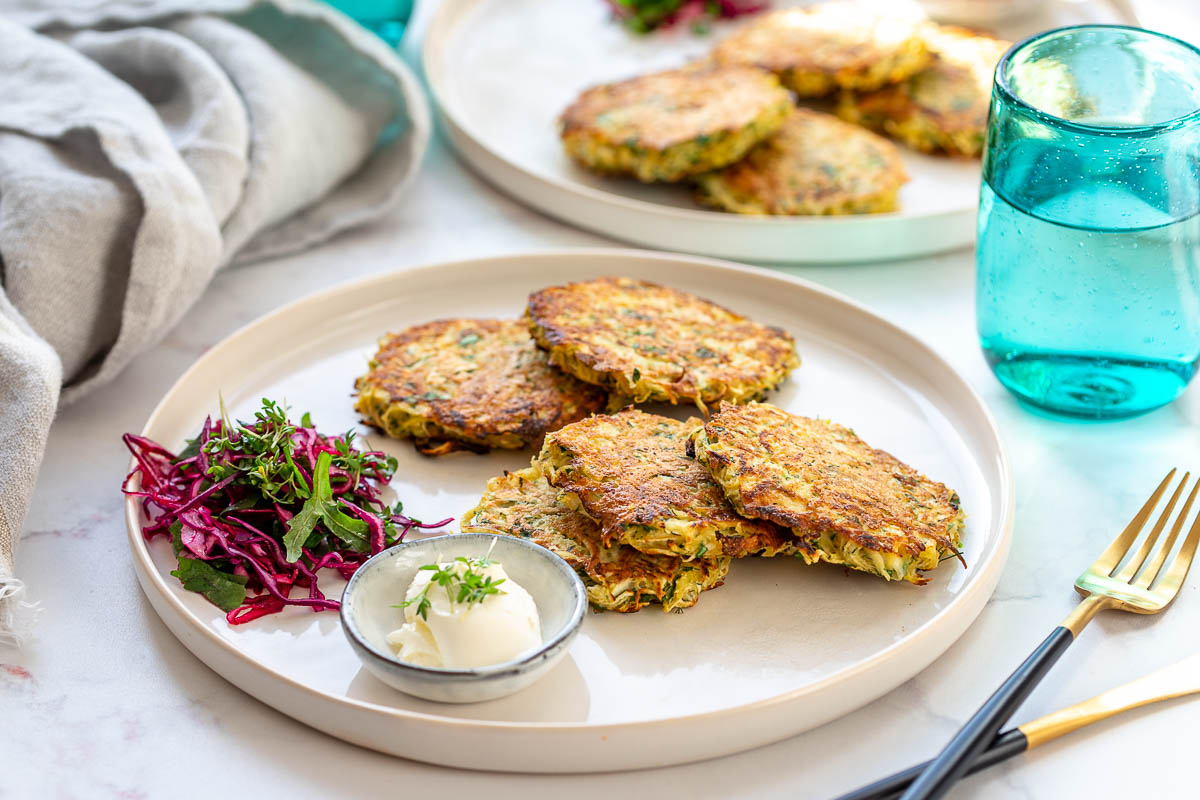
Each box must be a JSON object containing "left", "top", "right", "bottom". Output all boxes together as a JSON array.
[
  {"left": 465, "top": 408, "right": 792, "bottom": 613},
  {"left": 355, "top": 277, "right": 805, "bottom": 612},
  {"left": 370, "top": 276, "right": 966, "bottom": 613},
  {"left": 466, "top": 400, "right": 966, "bottom": 613},
  {"left": 558, "top": 0, "right": 1012, "bottom": 215}
]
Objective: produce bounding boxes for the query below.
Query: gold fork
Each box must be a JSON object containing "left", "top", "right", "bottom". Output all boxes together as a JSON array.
[{"left": 896, "top": 469, "right": 1200, "bottom": 800}]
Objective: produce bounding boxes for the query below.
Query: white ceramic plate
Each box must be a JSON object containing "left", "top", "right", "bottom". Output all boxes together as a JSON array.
[
  {"left": 421, "top": 0, "right": 1123, "bottom": 264},
  {"left": 124, "top": 249, "right": 1013, "bottom": 772}
]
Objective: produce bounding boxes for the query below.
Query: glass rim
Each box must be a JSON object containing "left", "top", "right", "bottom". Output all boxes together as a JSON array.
[{"left": 995, "top": 24, "right": 1200, "bottom": 135}]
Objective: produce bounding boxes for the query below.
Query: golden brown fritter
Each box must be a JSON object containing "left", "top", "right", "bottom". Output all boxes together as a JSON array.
[
  {"left": 837, "top": 26, "right": 1011, "bottom": 157},
  {"left": 354, "top": 318, "right": 606, "bottom": 455},
  {"left": 527, "top": 277, "right": 799, "bottom": 409},
  {"left": 694, "top": 108, "right": 908, "bottom": 215},
  {"left": 712, "top": 2, "right": 931, "bottom": 98},
  {"left": 689, "top": 402, "right": 965, "bottom": 584},
  {"left": 559, "top": 64, "right": 793, "bottom": 183},
  {"left": 461, "top": 467, "right": 730, "bottom": 612},
  {"left": 538, "top": 409, "right": 793, "bottom": 560}
]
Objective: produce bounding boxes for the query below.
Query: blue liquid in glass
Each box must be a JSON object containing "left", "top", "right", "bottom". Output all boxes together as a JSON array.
[
  {"left": 977, "top": 176, "right": 1200, "bottom": 419},
  {"left": 977, "top": 25, "right": 1200, "bottom": 419}
]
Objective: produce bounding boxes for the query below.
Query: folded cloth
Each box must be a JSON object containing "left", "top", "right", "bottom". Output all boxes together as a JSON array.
[{"left": 0, "top": 0, "right": 431, "bottom": 644}]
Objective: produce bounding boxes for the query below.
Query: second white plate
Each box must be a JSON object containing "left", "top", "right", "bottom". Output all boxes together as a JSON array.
[
  {"left": 125, "top": 249, "right": 1013, "bottom": 771},
  {"left": 422, "top": 0, "right": 1122, "bottom": 264}
]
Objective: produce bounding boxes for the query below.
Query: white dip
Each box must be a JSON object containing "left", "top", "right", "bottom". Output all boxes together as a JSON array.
[{"left": 386, "top": 558, "right": 542, "bottom": 668}]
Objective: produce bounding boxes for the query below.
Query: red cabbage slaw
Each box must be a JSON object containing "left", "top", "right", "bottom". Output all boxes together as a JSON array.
[
  {"left": 605, "top": 0, "right": 768, "bottom": 33},
  {"left": 123, "top": 399, "right": 451, "bottom": 624}
]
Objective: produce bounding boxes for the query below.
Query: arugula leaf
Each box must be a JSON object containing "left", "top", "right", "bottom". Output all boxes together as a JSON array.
[
  {"left": 282, "top": 452, "right": 332, "bottom": 562},
  {"left": 283, "top": 500, "right": 322, "bottom": 563},
  {"left": 283, "top": 450, "right": 373, "bottom": 558},
  {"left": 171, "top": 557, "right": 248, "bottom": 612},
  {"left": 320, "top": 505, "right": 371, "bottom": 553},
  {"left": 312, "top": 450, "right": 334, "bottom": 503},
  {"left": 284, "top": 450, "right": 311, "bottom": 500}
]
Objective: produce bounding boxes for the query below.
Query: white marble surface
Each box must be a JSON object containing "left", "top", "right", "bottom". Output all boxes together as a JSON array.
[{"left": 6, "top": 10, "right": 1200, "bottom": 799}]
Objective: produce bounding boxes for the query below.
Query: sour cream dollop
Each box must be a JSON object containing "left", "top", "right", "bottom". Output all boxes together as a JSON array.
[{"left": 386, "top": 558, "right": 542, "bottom": 668}]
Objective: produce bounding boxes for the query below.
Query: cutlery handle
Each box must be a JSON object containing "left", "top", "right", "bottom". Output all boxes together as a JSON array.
[
  {"left": 834, "top": 728, "right": 1029, "bottom": 800},
  {"left": 896, "top": 625, "right": 1075, "bottom": 800}
]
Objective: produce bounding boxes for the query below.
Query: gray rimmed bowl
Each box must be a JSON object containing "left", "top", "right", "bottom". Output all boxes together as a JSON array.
[{"left": 340, "top": 532, "right": 587, "bottom": 703}]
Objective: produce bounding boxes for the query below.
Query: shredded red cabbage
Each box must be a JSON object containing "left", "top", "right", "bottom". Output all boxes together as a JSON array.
[
  {"left": 605, "top": 0, "right": 768, "bottom": 33},
  {"left": 123, "top": 399, "right": 451, "bottom": 624}
]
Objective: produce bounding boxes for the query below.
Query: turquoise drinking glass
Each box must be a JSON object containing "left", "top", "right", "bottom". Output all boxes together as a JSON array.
[
  {"left": 326, "top": 0, "right": 414, "bottom": 46},
  {"left": 977, "top": 25, "right": 1200, "bottom": 419}
]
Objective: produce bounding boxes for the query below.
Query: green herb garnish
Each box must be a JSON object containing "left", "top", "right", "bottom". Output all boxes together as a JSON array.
[{"left": 395, "top": 556, "right": 507, "bottom": 620}]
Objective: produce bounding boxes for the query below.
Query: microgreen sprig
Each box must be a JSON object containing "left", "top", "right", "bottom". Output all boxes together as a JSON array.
[{"left": 395, "top": 556, "right": 507, "bottom": 621}]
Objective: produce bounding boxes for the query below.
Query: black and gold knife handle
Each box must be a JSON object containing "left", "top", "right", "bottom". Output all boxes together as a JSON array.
[
  {"left": 835, "top": 728, "right": 1029, "bottom": 800},
  {"left": 894, "top": 625, "right": 1075, "bottom": 800}
]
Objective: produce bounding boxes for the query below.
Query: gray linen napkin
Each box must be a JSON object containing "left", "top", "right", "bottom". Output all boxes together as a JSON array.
[{"left": 0, "top": 0, "right": 431, "bottom": 644}]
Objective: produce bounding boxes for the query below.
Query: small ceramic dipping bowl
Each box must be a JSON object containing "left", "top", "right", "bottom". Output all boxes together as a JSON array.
[{"left": 340, "top": 532, "right": 587, "bottom": 703}]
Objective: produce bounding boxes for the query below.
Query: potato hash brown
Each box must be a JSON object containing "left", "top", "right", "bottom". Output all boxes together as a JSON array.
[
  {"left": 559, "top": 64, "right": 793, "bottom": 183},
  {"left": 354, "top": 318, "right": 606, "bottom": 455},
  {"left": 689, "top": 402, "right": 965, "bottom": 584},
  {"left": 837, "top": 26, "right": 1012, "bottom": 157},
  {"left": 712, "top": 1, "right": 931, "bottom": 97},
  {"left": 694, "top": 107, "right": 908, "bottom": 215},
  {"left": 539, "top": 409, "right": 793, "bottom": 560},
  {"left": 461, "top": 467, "right": 731, "bottom": 613},
  {"left": 527, "top": 277, "right": 799, "bottom": 409}
]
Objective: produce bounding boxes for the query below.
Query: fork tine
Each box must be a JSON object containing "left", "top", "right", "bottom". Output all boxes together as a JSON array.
[
  {"left": 1135, "top": 476, "right": 1200, "bottom": 589},
  {"left": 1092, "top": 469, "right": 1176, "bottom": 576},
  {"left": 1151, "top": 486, "right": 1200, "bottom": 603},
  {"left": 1114, "top": 472, "right": 1189, "bottom": 581}
]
